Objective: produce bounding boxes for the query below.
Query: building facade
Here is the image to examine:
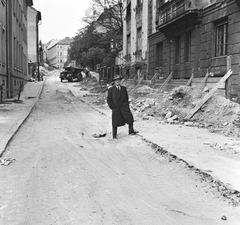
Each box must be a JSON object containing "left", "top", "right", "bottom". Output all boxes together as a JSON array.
[
  {"left": 27, "top": 6, "right": 41, "bottom": 80},
  {"left": 0, "top": 0, "right": 34, "bottom": 99},
  {"left": 0, "top": 0, "right": 7, "bottom": 99},
  {"left": 148, "top": 0, "right": 240, "bottom": 101},
  {"left": 47, "top": 37, "right": 72, "bottom": 69},
  {"left": 122, "top": 0, "right": 149, "bottom": 79}
]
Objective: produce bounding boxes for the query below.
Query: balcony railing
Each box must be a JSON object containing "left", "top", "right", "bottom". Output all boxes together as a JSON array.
[
  {"left": 156, "top": 0, "right": 202, "bottom": 26},
  {"left": 124, "top": 54, "right": 131, "bottom": 65},
  {"left": 156, "top": 0, "right": 203, "bottom": 35},
  {"left": 134, "top": 50, "right": 142, "bottom": 63}
]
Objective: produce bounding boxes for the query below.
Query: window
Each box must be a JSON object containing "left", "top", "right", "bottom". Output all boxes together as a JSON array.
[
  {"left": 21, "top": 46, "right": 23, "bottom": 70},
  {"left": 17, "top": 40, "right": 19, "bottom": 68},
  {"left": 156, "top": 42, "right": 163, "bottom": 67},
  {"left": 126, "top": 3, "right": 131, "bottom": 18},
  {"left": 2, "top": 28, "right": 5, "bottom": 65},
  {"left": 0, "top": 27, "right": 2, "bottom": 63},
  {"left": 136, "top": 27, "right": 142, "bottom": 51},
  {"left": 126, "top": 69, "right": 130, "bottom": 79},
  {"left": 184, "top": 32, "right": 191, "bottom": 62},
  {"left": 161, "top": 8, "right": 171, "bottom": 23},
  {"left": 13, "top": 37, "right": 16, "bottom": 67},
  {"left": 127, "top": 34, "right": 131, "bottom": 55},
  {"left": 175, "top": 36, "right": 181, "bottom": 64},
  {"left": 215, "top": 20, "right": 228, "bottom": 57}
]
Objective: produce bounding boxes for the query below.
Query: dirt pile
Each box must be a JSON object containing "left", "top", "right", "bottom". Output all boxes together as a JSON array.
[
  {"left": 81, "top": 76, "right": 98, "bottom": 89},
  {"left": 79, "top": 79, "right": 240, "bottom": 139},
  {"left": 131, "top": 85, "right": 153, "bottom": 95},
  {"left": 130, "top": 85, "right": 240, "bottom": 138}
]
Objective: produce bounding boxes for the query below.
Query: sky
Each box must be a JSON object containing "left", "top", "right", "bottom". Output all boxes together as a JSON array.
[{"left": 33, "top": 0, "right": 93, "bottom": 44}]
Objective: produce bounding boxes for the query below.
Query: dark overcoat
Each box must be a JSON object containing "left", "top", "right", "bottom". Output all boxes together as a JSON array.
[{"left": 107, "top": 85, "right": 134, "bottom": 127}]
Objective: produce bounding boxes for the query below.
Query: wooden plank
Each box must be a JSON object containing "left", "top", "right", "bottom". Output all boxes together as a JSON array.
[
  {"left": 186, "top": 69, "right": 194, "bottom": 86},
  {"left": 201, "top": 68, "right": 210, "bottom": 85},
  {"left": 150, "top": 68, "right": 162, "bottom": 86},
  {"left": 157, "top": 71, "right": 173, "bottom": 93},
  {"left": 226, "top": 55, "right": 232, "bottom": 99},
  {"left": 136, "top": 74, "right": 144, "bottom": 86},
  {"left": 185, "top": 69, "right": 233, "bottom": 120},
  {"left": 196, "top": 68, "right": 211, "bottom": 97},
  {"left": 150, "top": 73, "right": 157, "bottom": 85}
]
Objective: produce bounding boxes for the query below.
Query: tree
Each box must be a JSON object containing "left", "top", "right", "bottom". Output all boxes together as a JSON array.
[
  {"left": 68, "top": 0, "right": 123, "bottom": 68},
  {"left": 83, "top": 0, "right": 123, "bottom": 50}
]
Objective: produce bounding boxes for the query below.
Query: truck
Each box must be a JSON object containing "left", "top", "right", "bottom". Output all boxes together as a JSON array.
[{"left": 60, "top": 66, "right": 84, "bottom": 82}]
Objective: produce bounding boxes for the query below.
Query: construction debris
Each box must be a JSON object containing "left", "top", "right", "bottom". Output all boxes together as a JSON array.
[
  {"left": 185, "top": 70, "right": 233, "bottom": 120},
  {"left": 92, "top": 132, "right": 107, "bottom": 138},
  {"left": 80, "top": 74, "right": 240, "bottom": 139},
  {"left": 0, "top": 158, "right": 16, "bottom": 166}
]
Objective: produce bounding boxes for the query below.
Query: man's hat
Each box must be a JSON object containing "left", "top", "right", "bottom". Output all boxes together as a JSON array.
[{"left": 112, "top": 74, "right": 123, "bottom": 81}]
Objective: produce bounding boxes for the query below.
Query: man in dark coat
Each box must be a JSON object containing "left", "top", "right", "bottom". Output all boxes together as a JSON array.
[{"left": 107, "top": 75, "right": 138, "bottom": 139}]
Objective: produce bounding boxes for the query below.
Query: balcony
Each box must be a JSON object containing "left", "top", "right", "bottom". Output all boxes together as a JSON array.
[
  {"left": 136, "top": 3, "right": 143, "bottom": 28},
  {"left": 156, "top": 0, "right": 203, "bottom": 36},
  {"left": 124, "top": 54, "right": 131, "bottom": 66},
  {"left": 133, "top": 50, "right": 142, "bottom": 63}
]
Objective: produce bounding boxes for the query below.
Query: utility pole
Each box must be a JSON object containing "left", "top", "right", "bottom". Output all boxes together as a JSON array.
[{"left": 36, "top": 11, "right": 42, "bottom": 81}]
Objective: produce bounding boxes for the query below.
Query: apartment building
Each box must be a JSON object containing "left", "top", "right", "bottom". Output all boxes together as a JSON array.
[
  {"left": 47, "top": 37, "right": 72, "bottom": 69},
  {"left": 0, "top": 0, "right": 34, "bottom": 99},
  {"left": 148, "top": 0, "right": 240, "bottom": 100},
  {"left": 122, "top": 0, "right": 149, "bottom": 79},
  {"left": 27, "top": 6, "right": 41, "bottom": 80},
  {"left": 0, "top": 0, "right": 7, "bottom": 99}
]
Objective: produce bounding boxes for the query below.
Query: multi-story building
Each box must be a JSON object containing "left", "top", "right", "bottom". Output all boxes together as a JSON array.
[
  {"left": 43, "top": 39, "right": 58, "bottom": 64},
  {"left": 47, "top": 37, "right": 72, "bottom": 69},
  {"left": 0, "top": 0, "right": 7, "bottom": 99},
  {"left": 122, "top": 0, "right": 149, "bottom": 80},
  {"left": 148, "top": 0, "right": 240, "bottom": 101},
  {"left": 27, "top": 6, "right": 41, "bottom": 80},
  {"left": 0, "top": 0, "right": 34, "bottom": 99}
]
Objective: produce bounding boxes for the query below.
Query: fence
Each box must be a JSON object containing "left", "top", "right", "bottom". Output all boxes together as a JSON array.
[{"left": 98, "top": 65, "right": 123, "bottom": 85}]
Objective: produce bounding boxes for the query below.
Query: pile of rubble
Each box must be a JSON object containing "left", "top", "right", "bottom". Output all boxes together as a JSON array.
[
  {"left": 79, "top": 78, "right": 240, "bottom": 139},
  {"left": 131, "top": 85, "right": 153, "bottom": 95},
  {"left": 210, "top": 142, "right": 240, "bottom": 154},
  {"left": 130, "top": 85, "right": 240, "bottom": 138}
]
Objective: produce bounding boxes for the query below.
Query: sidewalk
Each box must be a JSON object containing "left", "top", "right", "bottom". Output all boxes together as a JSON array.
[{"left": 0, "top": 81, "right": 44, "bottom": 157}]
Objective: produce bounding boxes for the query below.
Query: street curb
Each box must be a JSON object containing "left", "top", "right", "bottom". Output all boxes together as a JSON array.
[
  {"left": 0, "top": 81, "right": 45, "bottom": 157},
  {"left": 143, "top": 138, "right": 240, "bottom": 206}
]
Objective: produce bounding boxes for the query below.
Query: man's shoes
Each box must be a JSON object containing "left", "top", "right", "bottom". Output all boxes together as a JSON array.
[
  {"left": 113, "top": 136, "right": 118, "bottom": 139},
  {"left": 129, "top": 130, "right": 139, "bottom": 135}
]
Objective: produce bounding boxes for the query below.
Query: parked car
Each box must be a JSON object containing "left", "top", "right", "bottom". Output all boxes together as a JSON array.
[{"left": 60, "top": 66, "right": 84, "bottom": 82}]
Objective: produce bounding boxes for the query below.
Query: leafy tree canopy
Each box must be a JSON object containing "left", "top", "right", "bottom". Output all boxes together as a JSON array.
[{"left": 68, "top": 0, "right": 123, "bottom": 69}]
